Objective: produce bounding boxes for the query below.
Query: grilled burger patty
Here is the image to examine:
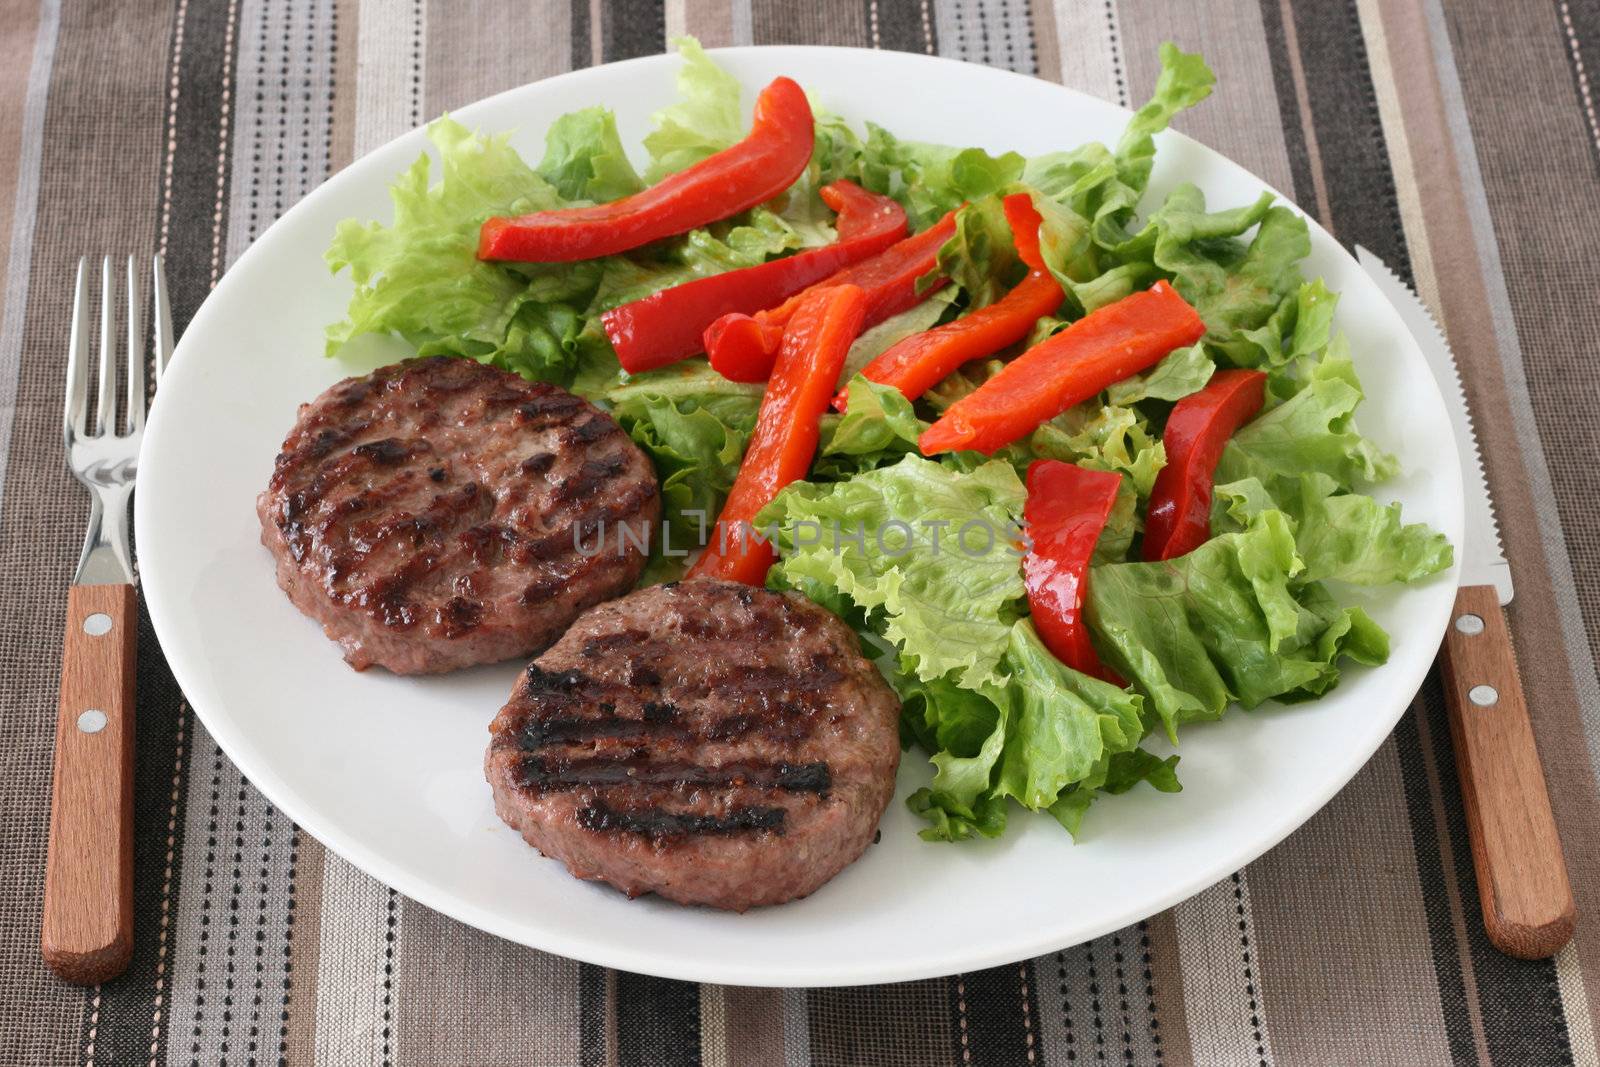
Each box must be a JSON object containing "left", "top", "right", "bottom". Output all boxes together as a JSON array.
[
  {"left": 485, "top": 578, "right": 902, "bottom": 910},
  {"left": 257, "top": 356, "right": 659, "bottom": 674}
]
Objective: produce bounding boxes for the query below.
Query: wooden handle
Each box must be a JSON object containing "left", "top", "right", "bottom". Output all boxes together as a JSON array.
[
  {"left": 42, "top": 583, "right": 136, "bottom": 984},
  {"left": 1440, "top": 584, "right": 1575, "bottom": 959}
]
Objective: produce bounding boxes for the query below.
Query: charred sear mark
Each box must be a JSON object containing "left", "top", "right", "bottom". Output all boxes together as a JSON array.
[
  {"left": 576, "top": 801, "right": 786, "bottom": 840},
  {"left": 437, "top": 596, "right": 483, "bottom": 637},
  {"left": 519, "top": 452, "right": 555, "bottom": 476},
  {"left": 512, "top": 697, "right": 801, "bottom": 751},
  {"left": 515, "top": 757, "right": 831, "bottom": 794},
  {"left": 352, "top": 438, "right": 409, "bottom": 465}
]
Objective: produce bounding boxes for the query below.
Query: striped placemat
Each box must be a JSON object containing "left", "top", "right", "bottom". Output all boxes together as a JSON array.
[{"left": 2, "top": 1, "right": 1597, "bottom": 1063}]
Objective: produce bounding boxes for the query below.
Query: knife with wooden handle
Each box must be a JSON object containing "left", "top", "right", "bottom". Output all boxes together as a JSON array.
[{"left": 1358, "top": 247, "right": 1574, "bottom": 959}]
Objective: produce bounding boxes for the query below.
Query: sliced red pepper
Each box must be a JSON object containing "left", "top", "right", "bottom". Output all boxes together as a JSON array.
[
  {"left": 600, "top": 182, "right": 905, "bottom": 374},
  {"left": 1001, "top": 192, "right": 1046, "bottom": 272},
  {"left": 704, "top": 209, "right": 960, "bottom": 383},
  {"left": 689, "top": 284, "right": 868, "bottom": 585},
  {"left": 918, "top": 281, "right": 1206, "bottom": 456},
  {"left": 836, "top": 193, "right": 1061, "bottom": 408},
  {"left": 1143, "top": 369, "right": 1267, "bottom": 561},
  {"left": 478, "top": 77, "right": 814, "bottom": 263},
  {"left": 1023, "top": 460, "right": 1124, "bottom": 684},
  {"left": 844, "top": 273, "right": 1061, "bottom": 408}
]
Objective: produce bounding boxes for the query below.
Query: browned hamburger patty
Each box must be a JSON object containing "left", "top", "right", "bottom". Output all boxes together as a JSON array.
[
  {"left": 257, "top": 356, "right": 660, "bottom": 674},
  {"left": 485, "top": 578, "right": 902, "bottom": 911}
]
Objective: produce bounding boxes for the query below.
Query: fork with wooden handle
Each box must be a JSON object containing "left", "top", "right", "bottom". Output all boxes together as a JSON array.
[{"left": 41, "top": 256, "right": 173, "bottom": 985}]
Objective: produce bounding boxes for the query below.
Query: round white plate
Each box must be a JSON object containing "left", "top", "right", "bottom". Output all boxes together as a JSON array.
[{"left": 137, "top": 46, "right": 1463, "bottom": 986}]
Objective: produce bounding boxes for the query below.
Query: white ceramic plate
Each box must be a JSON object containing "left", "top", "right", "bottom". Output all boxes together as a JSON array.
[{"left": 137, "top": 46, "right": 1464, "bottom": 986}]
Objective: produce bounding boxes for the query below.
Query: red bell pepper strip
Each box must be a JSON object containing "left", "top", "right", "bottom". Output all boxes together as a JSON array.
[
  {"left": 1143, "top": 368, "right": 1267, "bottom": 561},
  {"left": 1023, "top": 460, "right": 1124, "bottom": 684},
  {"left": 703, "top": 209, "right": 960, "bottom": 383},
  {"left": 1002, "top": 192, "right": 1047, "bottom": 271},
  {"left": 918, "top": 281, "right": 1206, "bottom": 456},
  {"left": 689, "top": 284, "right": 868, "bottom": 585},
  {"left": 835, "top": 192, "right": 1062, "bottom": 408},
  {"left": 478, "top": 77, "right": 814, "bottom": 263},
  {"left": 599, "top": 182, "right": 906, "bottom": 374},
  {"left": 844, "top": 273, "right": 1062, "bottom": 408}
]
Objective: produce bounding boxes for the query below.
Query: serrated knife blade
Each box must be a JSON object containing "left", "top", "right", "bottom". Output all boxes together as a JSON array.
[
  {"left": 1356, "top": 246, "right": 1573, "bottom": 959},
  {"left": 1356, "top": 246, "right": 1512, "bottom": 604}
]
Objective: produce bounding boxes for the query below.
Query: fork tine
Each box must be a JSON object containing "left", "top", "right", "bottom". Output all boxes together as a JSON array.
[
  {"left": 65, "top": 257, "right": 89, "bottom": 442},
  {"left": 95, "top": 255, "right": 115, "bottom": 436},
  {"left": 153, "top": 254, "right": 173, "bottom": 383},
  {"left": 125, "top": 256, "right": 145, "bottom": 433}
]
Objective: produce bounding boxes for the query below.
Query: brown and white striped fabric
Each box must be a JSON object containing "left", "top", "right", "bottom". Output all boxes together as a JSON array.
[{"left": 1, "top": 0, "right": 1596, "bottom": 1063}]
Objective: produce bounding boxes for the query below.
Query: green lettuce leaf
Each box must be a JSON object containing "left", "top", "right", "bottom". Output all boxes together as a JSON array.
[
  {"left": 1216, "top": 473, "right": 1453, "bottom": 585},
  {"left": 537, "top": 106, "right": 644, "bottom": 202},
  {"left": 1213, "top": 278, "right": 1337, "bottom": 370},
  {"left": 854, "top": 123, "right": 1025, "bottom": 229},
  {"left": 840, "top": 288, "right": 959, "bottom": 382},
  {"left": 814, "top": 376, "right": 927, "bottom": 479},
  {"left": 1217, "top": 346, "right": 1398, "bottom": 492},
  {"left": 908, "top": 620, "right": 1160, "bottom": 841},
  {"left": 325, "top": 117, "right": 592, "bottom": 379},
  {"left": 644, "top": 37, "right": 745, "bottom": 180},
  {"left": 1027, "top": 404, "right": 1167, "bottom": 499},
  {"left": 1105, "top": 343, "right": 1216, "bottom": 406},
  {"left": 605, "top": 360, "right": 761, "bottom": 576},
  {"left": 1113, "top": 183, "right": 1309, "bottom": 338},
  {"left": 937, "top": 196, "right": 1024, "bottom": 310},
  {"left": 1087, "top": 511, "right": 1390, "bottom": 741},
  {"left": 762, "top": 454, "right": 1027, "bottom": 688},
  {"left": 1114, "top": 43, "right": 1217, "bottom": 196}
]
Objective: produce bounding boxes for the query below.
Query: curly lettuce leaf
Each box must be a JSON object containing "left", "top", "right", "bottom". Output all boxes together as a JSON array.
[
  {"left": 537, "top": 106, "right": 643, "bottom": 202},
  {"left": 1215, "top": 473, "right": 1452, "bottom": 585},
  {"left": 1114, "top": 43, "right": 1217, "bottom": 195},
  {"left": 1087, "top": 511, "right": 1390, "bottom": 741},
  {"left": 907, "top": 620, "right": 1162, "bottom": 841},
  {"left": 761, "top": 454, "right": 1027, "bottom": 688},
  {"left": 1027, "top": 404, "right": 1166, "bottom": 499},
  {"left": 814, "top": 376, "right": 927, "bottom": 480},
  {"left": 937, "top": 196, "right": 1024, "bottom": 310},
  {"left": 1105, "top": 343, "right": 1216, "bottom": 406},
  {"left": 1217, "top": 345, "right": 1398, "bottom": 492},
  {"left": 605, "top": 360, "right": 761, "bottom": 576},
  {"left": 840, "top": 288, "right": 958, "bottom": 383},
  {"left": 644, "top": 37, "right": 745, "bottom": 180},
  {"left": 325, "top": 117, "right": 588, "bottom": 378},
  {"left": 1024, "top": 44, "right": 1213, "bottom": 249},
  {"left": 1113, "top": 183, "right": 1309, "bottom": 338},
  {"left": 854, "top": 123, "right": 1025, "bottom": 229}
]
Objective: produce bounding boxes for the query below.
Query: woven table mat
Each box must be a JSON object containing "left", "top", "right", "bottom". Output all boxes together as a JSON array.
[{"left": 3, "top": 0, "right": 1598, "bottom": 1063}]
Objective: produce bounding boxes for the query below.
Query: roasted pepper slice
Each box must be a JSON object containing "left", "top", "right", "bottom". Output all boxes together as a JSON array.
[
  {"left": 600, "top": 181, "right": 905, "bottom": 373},
  {"left": 703, "top": 210, "right": 959, "bottom": 383},
  {"left": 918, "top": 281, "right": 1205, "bottom": 456},
  {"left": 1023, "top": 460, "right": 1124, "bottom": 683},
  {"left": 478, "top": 77, "right": 814, "bottom": 263},
  {"left": 689, "top": 284, "right": 868, "bottom": 584},
  {"left": 1143, "top": 368, "right": 1267, "bottom": 561}
]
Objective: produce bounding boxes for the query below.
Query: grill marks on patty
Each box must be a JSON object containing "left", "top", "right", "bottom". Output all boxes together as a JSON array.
[
  {"left": 485, "top": 579, "right": 903, "bottom": 909},
  {"left": 257, "top": 356, "right": 660, "bottom": 674},
  {"left": 506, "top": 648, "right": 848, "bottom": 841}
]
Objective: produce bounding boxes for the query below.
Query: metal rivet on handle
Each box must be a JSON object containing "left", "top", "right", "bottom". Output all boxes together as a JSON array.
[
  {"left": 83, "top": 612, "right": 112, "bottom": 635},
  {"left": 1468, "top": 685, "right": 1499, "bottom": 707},
  {"left": 77, "top": 709, "right": 108, "bottom": 733},
  {"left": 1455, "top": 613, "right": 1484, "bottom": 635}
]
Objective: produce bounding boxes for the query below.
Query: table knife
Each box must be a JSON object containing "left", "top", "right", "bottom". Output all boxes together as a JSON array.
[{"left": 1358, "top": 246, "right": 1575, "bottom": 959}]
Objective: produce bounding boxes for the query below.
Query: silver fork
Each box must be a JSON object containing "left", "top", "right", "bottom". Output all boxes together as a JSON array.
[{"left": 41, "top": 255, "right": 172, "bottom": 985}]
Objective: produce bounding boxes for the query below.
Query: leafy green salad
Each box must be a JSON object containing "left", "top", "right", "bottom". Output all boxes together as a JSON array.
[{"left": 325, "top": 39, "right": 1452, "bottom": 841}]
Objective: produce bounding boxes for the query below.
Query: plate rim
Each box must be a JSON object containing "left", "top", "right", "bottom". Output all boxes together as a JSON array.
[{"left": 136, "top": 43, "right": 1465, "bottom": 987}]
